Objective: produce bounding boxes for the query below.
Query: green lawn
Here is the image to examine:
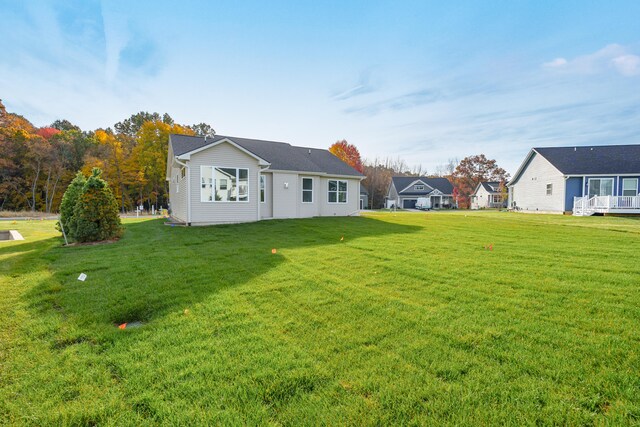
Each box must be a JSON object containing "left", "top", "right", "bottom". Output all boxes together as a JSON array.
[{"left": 1, "top": 212, "right": 639, "bottom": 425}]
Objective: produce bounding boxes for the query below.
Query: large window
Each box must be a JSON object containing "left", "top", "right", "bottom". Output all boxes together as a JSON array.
[
  {"left": 622, "top": 178, "right": 638, "bottom": 197},
  {"left": 328, "top": 180, "right": 347, "bottom": 203},
  {"left": 588, "top": 178, "right": 614, "bottom": 197},
  {"left": 260, "top": 175, "right": 266, "bottom": 203},
  {"left": 201, "top": 166, "right": 249, "bottom": 202},
  {"left": 302, "top": 178, "right": 313, "bottom": 203}
]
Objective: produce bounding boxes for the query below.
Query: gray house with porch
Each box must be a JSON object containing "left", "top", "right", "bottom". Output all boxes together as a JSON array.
[
  {"left": 508, "top": 145, "right": 640, "bottom": 215},
  {"left": 386, "top": 177, "right": 455, "bottom": 209}
]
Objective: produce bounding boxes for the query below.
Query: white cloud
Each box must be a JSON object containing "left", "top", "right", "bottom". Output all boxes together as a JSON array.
[
  {"left": 612, "top": 54, "right": 640, "bottom": 76},
  {"left": 543, "top": 44, "right": 640, "bottom": 77},
  {"left": 543, "top": 58, "right": 567, "bottom": 68}
]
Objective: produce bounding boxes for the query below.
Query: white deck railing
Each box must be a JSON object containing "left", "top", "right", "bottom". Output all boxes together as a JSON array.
[{"left": 573, "top": 195, "right": 640, "bottom": 215}]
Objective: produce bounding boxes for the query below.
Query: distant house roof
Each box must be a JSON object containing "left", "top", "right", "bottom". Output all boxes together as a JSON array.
[
  {"left": 480, "top": 181, "right": 501, "bottom": 193},
  {"left": 510, "top": 144, "right": 640, "bottom": 185},
  {"left": 392, "top": 176, "right": 454, "bottom": 195},
  {"left": 170, "top": 134, "right": 363, "bottom": 177}
]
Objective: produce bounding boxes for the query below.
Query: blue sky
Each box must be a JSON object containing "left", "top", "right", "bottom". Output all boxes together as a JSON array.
[{"left": 1, "top": 1, "right": 639, "bottom": 173}]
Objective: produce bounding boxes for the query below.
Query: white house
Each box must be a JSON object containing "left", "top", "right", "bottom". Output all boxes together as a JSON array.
[
  {"left": 508, "top": 145, "right": 640, "bottom": 215},
  {"left": 386, "top": 176, "right": 456, "bottom": 209},
  {"left": 470, "top": 181, "right": 505, "bottom": 209},
  {"left": 167, "top": 134, "right": 364, "bottom": 225}
]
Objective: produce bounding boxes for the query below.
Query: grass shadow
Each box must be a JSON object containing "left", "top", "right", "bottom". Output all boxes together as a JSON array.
[{"left": 22, "top": 216, "right": 420, "bottom": 334}]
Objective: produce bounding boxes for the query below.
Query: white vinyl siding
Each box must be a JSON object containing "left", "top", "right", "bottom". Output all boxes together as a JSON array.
[
  {"left": 170, "top": 138, "right": 362, "bottom": 224},
  {"left": 319, "top": 178, "right": 359, "bottom": 216},
  {"left": 189, "top": 141, "right": 260, "bottom": 224},
  {"left": 510, "top": 153, "right": 565, "bottom": 212},
  {"left": 272, "top": 172, "right": 299, "bottom": 218},
  {"left": 169, "top": 164, "right": 187, "bottom": 222},
  {"left": 472, "top": 185, "right": 491, "bottom": 208}
]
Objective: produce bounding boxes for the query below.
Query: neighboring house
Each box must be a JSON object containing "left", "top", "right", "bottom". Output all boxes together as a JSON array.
[
  {"left": 387, "top": 176, "right": 456, "bottom": 209},
  {"left": 508, "top": 145, "right": 640, "bottom": 215},
  {"left": 360, "top": 185, "right": 369, "bottom": 210},
  {"left": 167, "top": 134, "right": 364, "bottom": 225},
  {"left": 471, "top": 181, "right": 505, "bottom": 209}
]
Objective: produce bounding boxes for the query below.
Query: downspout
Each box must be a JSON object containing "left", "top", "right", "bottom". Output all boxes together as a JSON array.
[
  {"left": 175, "top": 158, "right": 191, "bottom": 225},
  {"left": 563, "top": 175, "right": 568, "bottom": 212}
]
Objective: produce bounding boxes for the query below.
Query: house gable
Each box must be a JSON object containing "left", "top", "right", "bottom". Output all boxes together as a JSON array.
[
  {"left": 175, "top": 137, "right": 270, "bottom": 166},
  {"left": 399, "top": 179, "right": 434, "bottom": 194},
  {"left": 187, "top": 140, "right": 263, "bottom": 224},
  {"left": 509, "top": 151, "right": 566, "bottom": 212},
  {"left": 390, "top": 176, "right": 454, "bottom": 197}
]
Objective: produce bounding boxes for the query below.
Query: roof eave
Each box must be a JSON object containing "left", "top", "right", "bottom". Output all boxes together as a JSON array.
[{"left": 507, "top": 149, "right": 537, "bottom": 187}]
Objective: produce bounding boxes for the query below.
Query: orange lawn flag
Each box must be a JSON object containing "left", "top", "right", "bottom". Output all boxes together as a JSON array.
[{"left": 118, "top": 323, "right": 127, "bottom": 330}]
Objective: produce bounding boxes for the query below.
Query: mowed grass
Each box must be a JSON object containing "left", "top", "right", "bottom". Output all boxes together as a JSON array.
[{"left": 1, "top": 212, "right": 639, "bottom": 425}]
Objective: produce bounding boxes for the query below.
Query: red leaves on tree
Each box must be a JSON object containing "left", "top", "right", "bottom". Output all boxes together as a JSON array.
[
  {"left": 36, "top": 127, "right": 61, "bottom": 140},
  {"left": 329, "top": 140, "right": 364, "bottom": 173},
  {"left": 450, "top": 154, "right": 509, "bottom": 208}
]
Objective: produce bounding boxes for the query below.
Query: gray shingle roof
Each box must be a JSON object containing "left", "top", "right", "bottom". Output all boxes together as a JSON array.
[
  {"left": 535, "top": 145, "right": 640, "bottom": 175},
  {"left": 392, "top": 176, "right": 454, "bottom": 195},
  {"left": 480, "top": 181, "right": 501, "bottom": 193},
  {"left": 170, "top": 134, "right": 363, "bottom": 177}
]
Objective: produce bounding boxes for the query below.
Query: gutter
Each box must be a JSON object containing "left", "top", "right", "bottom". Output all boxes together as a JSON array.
[{"left": 265, "top": 169, "right": 364, "bottom": 180}]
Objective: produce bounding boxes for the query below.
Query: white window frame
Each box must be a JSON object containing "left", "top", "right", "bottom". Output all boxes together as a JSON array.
[
  {"left": 260, "top": 175, "right": 266, "bottom": 203},
  {"left": 546, "top": 183, "right": 553, "bottom": 196},
  {"left": 180, "top": 167, "right": 186, "bottom": 179},
  {"left": 200, "top": 166, "right": 249, "bottom": 203},
  {"left": 622, "top": 178, "right": 638, "bottom": 197},
  {"left": 588, "top": 178, "right": 614, "bottom": 197},
  {"left": 328, "top": 179, "right": 348, "bottom": 204},
  {"left": 302, "top": 177, "right": 313, "bottom": 203}
]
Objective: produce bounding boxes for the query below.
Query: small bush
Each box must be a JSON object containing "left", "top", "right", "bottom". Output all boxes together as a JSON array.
[
  {"left": 65, "top": 168, "right": 122, "bottom": 243},
  {"left": 56, "top": 171, "right": 86, "bottom": 235}
]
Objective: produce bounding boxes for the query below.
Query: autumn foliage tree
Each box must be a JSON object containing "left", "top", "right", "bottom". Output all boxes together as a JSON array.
[
  {"left": 451, "top": 154, "right": 509, "bottom": 208},
  {"left": 131, "top": 120, "right": 194, "bottom": 209},
  {"left": 0, "top": 100, "right": 213, "bottom": 213},
  {"left": 329, "top": 140, "right": 364, "bottom": 173}
]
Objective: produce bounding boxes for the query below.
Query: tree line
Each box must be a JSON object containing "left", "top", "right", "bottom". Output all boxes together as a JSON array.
[
  {"left": 329, "top": 139, "right": 510, "bottom": 209},
  {"left": 1, "top": 98, "right": 509, "bottom": 213},
  {"left": 0, "top": 99, "right": 213, "bottom": 213}
]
